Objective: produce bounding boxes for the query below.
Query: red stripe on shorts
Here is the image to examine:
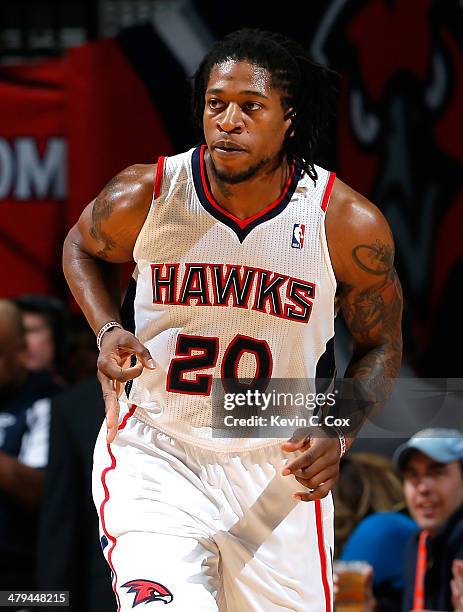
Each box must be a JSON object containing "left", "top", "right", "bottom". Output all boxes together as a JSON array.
[
  {"left": 315, "top": 499, "right": 332, "bottom": 612},
  {"left": 99, "top": 404, "right": 137, "bottom": 612}
]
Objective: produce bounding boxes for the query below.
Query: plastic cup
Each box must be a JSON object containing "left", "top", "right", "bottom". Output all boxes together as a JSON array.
[{"left": 333, "top": 560, "right": 372, "bottom": 611}]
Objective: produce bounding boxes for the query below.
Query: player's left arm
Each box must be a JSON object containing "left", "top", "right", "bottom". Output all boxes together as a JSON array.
[
  {"left": 282, "top": 179, "right": 403, "bottom": 501},
  {"left": 329, "top": 179, "right": 403, "bottom": 425}
]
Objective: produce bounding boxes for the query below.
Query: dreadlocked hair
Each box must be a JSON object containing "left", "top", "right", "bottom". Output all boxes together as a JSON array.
[{"left": 192, "top": 28, "right": 339, "bottom": 183}]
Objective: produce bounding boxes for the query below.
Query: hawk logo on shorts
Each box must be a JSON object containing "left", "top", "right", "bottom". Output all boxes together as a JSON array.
[
  {"left": 292, "top": 223, "right": 305, "bottom": 249},
  {"left": 122, "top": 579, "right": 173, "bottom": 606}
]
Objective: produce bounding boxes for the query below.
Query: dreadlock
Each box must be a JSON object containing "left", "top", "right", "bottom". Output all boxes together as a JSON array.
[{"left": 192, "top": 29, "right": 339, "bottom": 183}]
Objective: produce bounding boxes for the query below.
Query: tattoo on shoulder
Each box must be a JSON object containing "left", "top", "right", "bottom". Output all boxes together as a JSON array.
[{"left": 89, "top": 176, "right": 119, "bottom": 259}]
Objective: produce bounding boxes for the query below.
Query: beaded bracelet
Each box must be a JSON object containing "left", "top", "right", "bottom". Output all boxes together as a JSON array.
[
  {"left": 96, "top": 321, "right": 122, "bottom": 351},
  {"left": 333, "top": 426, "right": 347, "bottom": 458}
]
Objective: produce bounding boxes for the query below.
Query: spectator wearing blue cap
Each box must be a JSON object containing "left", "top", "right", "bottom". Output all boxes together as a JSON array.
[{"left": 394, "top": 428, "right": 463, "bottom": 611}]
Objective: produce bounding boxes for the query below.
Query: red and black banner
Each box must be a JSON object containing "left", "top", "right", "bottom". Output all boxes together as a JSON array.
[{"left": 0, "top": 27, "right": 177, "bottom": 298}]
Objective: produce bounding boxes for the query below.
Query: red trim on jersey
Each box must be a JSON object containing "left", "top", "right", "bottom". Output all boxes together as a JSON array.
[
  {"left": 154, "top": 156, "right": 166, "bottom": 200},
  {"left": 199, "top": 145, "right": 296, "bottom": 230},
  {"left": 315, "top": 499, "right": 332, "bottom": 612},
  {"left": 99, "top": 404, "right": 137, "bottom": 612},
  {"left": 321, "top": 172, "right": 336, "bottom": 212}
]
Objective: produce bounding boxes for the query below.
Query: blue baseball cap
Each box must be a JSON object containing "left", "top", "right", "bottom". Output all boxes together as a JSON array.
[{"left": 393, "top": 428, "right": 463, "bottom": 471}]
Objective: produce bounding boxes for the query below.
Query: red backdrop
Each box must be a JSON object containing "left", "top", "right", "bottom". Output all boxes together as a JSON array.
[{"left": 0, "top": 37, "right": 173, "bottom": 299}]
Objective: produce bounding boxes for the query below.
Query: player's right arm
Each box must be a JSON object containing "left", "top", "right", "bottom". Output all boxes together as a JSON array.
[{"left": 62, "top": 164, "right": 157, "bottom": 441}]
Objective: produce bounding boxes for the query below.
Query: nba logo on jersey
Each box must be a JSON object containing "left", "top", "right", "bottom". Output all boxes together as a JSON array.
[{"left": 292, "top": 224, "right": 305, "bottom": 249}]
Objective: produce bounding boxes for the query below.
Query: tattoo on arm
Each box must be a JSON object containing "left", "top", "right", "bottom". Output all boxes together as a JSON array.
[
  {"left": 340, "top": 239, "right": 403, "bottom": 420},
  {"left": 89, "top": 177, "right": 119, "bottom": 259}
]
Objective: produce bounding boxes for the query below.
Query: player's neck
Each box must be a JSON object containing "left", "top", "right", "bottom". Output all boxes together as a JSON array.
[{"left": 205, "top": 154, "right": 291, "bottom": 221}]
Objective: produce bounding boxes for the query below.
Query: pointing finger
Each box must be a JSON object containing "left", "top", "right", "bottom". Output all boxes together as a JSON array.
[{"left": 98, "top": 371, "right": 120, "bottom": 443}]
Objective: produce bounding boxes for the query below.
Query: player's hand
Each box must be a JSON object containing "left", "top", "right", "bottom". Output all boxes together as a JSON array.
[
  {"left": 97, "top": 328, "right": 156, "bottom": 443},
  {"left": 281, "top": 427, "right": 341, "bottom": 501},
  {"left": 451, "top": 559, "right": 463, "bottom": 611}
]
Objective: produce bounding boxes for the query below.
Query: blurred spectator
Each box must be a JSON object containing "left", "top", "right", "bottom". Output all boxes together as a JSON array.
[
  {"left": 66, "top": 314, "right": 99, "bottom": 385},
  {"left": 394, "top": 429, "right": 463, "bottom": 611},
  {"left": 38, "top": 377, "right": 114, "bottom": 611},
  {"left": 334, "top": 453, "right": 416, "bottom": 611},
  {"left": 15, "top": 294, "right": 70, "bottom": 386},
  {"left": 0, "top": 299, "right": 63, "bottom": 593},
  {"left": 335, "top": 452, "right": 411, "bottom": 550}
]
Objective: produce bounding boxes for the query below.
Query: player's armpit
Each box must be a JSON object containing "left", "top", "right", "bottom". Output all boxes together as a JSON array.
[{"left": 75, "top": 163, "right": 157, "bottom": 263}]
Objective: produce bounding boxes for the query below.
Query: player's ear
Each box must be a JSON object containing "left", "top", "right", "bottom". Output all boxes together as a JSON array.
[
  {"left": 283, "top": 107, "right": 295, "bottom": 123},
  {"left": 283, "top": 108, "right": 296, "bottom": 138}
]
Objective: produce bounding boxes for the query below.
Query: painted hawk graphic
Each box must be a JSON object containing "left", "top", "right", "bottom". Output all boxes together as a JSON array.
[{"left": 122, "top": 579, "right": 173, "bottom": 606}]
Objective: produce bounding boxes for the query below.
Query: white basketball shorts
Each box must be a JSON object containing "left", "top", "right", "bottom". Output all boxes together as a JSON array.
[{"left": 92, "top": 403, "right": 334, "bottom": 611}]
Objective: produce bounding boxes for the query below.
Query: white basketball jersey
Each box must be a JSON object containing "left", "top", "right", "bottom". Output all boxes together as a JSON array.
[{"left": 125, "top": 146, "right": 337, "bottom": 450}]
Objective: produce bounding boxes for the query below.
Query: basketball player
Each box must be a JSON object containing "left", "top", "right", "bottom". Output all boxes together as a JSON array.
[{"left": 63, "top": 30, "right": 402, "bottom": 611}]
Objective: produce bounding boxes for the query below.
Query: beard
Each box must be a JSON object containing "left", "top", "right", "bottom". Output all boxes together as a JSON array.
[{"left": 209, "top": 155, "right": 273, "bottom": 185}]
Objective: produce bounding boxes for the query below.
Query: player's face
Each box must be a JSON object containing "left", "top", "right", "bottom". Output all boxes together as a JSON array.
[
  {"left": 403, "top": 451, "right": 463, "bottom": 535},
  {"left": 203, "top": 60, "right": 292, "bottom": 183}
]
